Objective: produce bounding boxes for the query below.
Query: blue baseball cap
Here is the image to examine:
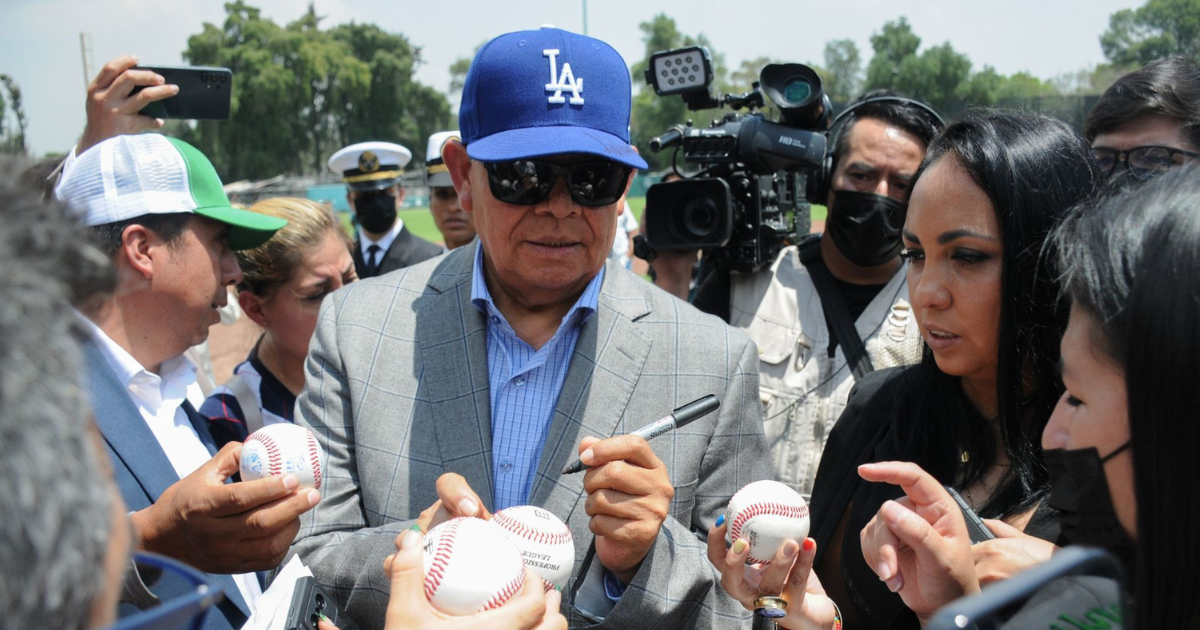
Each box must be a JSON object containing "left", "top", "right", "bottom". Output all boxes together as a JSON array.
[{"left": 459, "top": 27, "right": 648, "bottom": 169}]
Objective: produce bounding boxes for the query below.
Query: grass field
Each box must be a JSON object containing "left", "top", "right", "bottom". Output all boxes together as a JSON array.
[{"left": 366, "top": 197, "right": 829, "bottom": 245}]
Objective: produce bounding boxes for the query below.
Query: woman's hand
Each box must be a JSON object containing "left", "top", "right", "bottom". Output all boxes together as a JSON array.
[
  {"left": 858, "top": 462, "right": 981, "bottom": 623},
  {"left": 319, "top": 528, "right": 566, "bottom": 630},
  {"left": 972, "top": 519, "right": 1058, "bottom": 585},
  {"left": 706, "top": 520, "right": 838, "bottom": 630}
]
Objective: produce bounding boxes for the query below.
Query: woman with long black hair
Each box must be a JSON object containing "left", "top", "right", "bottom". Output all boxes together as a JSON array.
[
  {"left": 707, "top": 111, "right": 1101, "bottom": 629},
  {"left": 848, "top": 164, "right": 1200, "bottom": 628}
]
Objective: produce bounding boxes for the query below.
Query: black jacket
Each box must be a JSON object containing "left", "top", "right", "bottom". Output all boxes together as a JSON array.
[
  {"left": 353, "top": 225, "right": 442, "bottom": 279},
  {"left": 808, "top": 366, "right": 1061, "bottom": 629}
]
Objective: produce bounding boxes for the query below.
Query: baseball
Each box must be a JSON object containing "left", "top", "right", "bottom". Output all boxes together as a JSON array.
[
  {"left": 724, "top": 480, "right": 811, "bottom": 565},
  {"left": 423, "top": 517, "right": 527, "bottom": 615},
  {"left": 239, "top": 423, "right": 326, "bottom": 490},
  {"left": 492, "top": 505, "right": 576, "bottom": 591}
]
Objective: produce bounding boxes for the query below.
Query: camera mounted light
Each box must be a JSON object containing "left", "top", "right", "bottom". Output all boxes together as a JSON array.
[
  {"left": 759, "top": 64, "right": 831, "bottom": 130},
  {"left": 645, "top": 47, "right": 719, "bottom": 110}
]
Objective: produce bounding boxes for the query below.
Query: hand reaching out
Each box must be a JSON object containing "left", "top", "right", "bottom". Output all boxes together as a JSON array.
[
  {"left": 857, "top": 462, "right": 980, "bottom": 622},
  {"left": 705, "top": 520, "right": 838, "bottom": 630},
  {"left": 972, "top": 518, "right": 1057, "bottom": 585}
]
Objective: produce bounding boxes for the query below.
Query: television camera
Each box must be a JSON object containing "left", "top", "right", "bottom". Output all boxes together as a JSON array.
[{"left": 637, "top": 47, "right": 831, "bottom": 273}]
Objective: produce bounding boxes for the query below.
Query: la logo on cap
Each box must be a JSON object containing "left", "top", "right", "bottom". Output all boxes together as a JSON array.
[{"left": 544, "top": 49, "right": 583, "bottom": 105}]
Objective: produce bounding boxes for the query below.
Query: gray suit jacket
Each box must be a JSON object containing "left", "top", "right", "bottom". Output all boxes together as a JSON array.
[{"left": 291, "top": 242, "right": 770, "bottom": 629}]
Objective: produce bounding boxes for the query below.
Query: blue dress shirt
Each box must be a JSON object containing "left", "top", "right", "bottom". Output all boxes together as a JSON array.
[{"left": 470, "top": 244, "right": 603, "bottom": 511}]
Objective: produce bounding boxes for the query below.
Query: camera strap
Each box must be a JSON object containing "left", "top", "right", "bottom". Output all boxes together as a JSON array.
[{"left": 798, "top": 237, "right": 874, "bottom": 380}]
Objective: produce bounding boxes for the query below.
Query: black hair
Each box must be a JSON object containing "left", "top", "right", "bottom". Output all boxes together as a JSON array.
[
  {"left": 832, "top": 89, "right": 942, "bottom": 173},
  {"left": 89, "top": 212, "right": 192, "bottom": 258},
  {"left": 1084, "top": 56, "right": 1200, "bottom": 149},
  {"left": 1052, "top": 164, "right": 1200, "bottom": 628},
  {"left": 898, "top": 111, "right": 1102, "bottom": 519}
]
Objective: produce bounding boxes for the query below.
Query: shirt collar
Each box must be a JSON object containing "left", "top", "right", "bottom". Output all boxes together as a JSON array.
[
  {"left": 470, "top": 243, "right": 603, "bottom": 327},
  {"left": 73, "top": 310, "right": 197, "bottom": 407},
  {"left": 358, "top": 216, "right": 405, "bottom": 253}
]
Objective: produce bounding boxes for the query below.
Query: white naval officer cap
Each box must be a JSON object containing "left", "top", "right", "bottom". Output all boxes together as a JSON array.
[
  {"left": 424, "top": 131, "right": 460, "bottom": 188},
  {"left": 327, "top": 141, "right": 412, "bottom": 192}
]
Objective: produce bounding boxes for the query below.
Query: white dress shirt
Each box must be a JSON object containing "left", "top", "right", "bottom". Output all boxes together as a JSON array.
[
  {"left": 77, "top": 313, "right": 264, "bottom": 611},
  {"left": 358, "top": 216, "right": 405, "bottom": 267}
]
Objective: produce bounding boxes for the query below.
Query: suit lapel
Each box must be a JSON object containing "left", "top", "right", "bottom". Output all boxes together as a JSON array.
[
  {"left": 529, "top": 263, "right": 653, "bottom": 523},
  {"left": 380, "top": 227, "right": 411, "bottom": 274},
  {"left": 352, "top": 240, "right": 370, "bottom": 279},
  {"left": 85, "top": 342, "right": 251, "bottom": 621},
  {"left": 415, "top": 243, "right": 497, "bottom": 509},
  {"left": 84, "top": 340, "right": 181, "bottom": 502}
]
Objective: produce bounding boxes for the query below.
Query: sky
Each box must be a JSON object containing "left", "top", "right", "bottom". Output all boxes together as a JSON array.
[{"left": 1, "top": 0, "right": 1142, "bottom": 156}]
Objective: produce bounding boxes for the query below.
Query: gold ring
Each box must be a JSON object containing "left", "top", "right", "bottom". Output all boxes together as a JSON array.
[{"left": 753, "top": 596, "right": 788, "bottom": 619}]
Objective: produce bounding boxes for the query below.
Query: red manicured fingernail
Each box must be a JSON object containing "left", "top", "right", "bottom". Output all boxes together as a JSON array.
[{"left": 802, "top": 538, "right": 815, "bottom": 552}]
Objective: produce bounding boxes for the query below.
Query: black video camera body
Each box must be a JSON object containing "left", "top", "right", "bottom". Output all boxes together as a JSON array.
[{"left": 641, "top": 50, "right": 830, "bottom": 273}]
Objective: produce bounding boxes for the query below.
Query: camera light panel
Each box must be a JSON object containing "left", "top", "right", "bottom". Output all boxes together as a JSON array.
[{"left": 650, "top": 47, "right": 711, "bottom": 95}]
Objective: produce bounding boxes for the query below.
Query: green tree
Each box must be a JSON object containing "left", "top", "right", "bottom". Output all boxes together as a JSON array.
[
  {"left": 862, "top": 17, "right": 1063, "bottom": 112},
  {"left": 0, "top": 74, "right": 27, "bottom": 156},
  {"left": 865, "top": 17, "right": 922, "bottom": 89},
  {"left": 629, "top": 13, "right": 728, "bottom": 171},
  {"left": 331, "top": 21, "right": 452, "bottom": 161},
  {"left": 865, "top": 20, "right": 971, "bottom": 111},
  {"left": 822, "top": 39, "right": 862, "bottom": 103},
  {"left": 1101, "top": 0, "right": 1200, "bottom": 65},
  {"left": 179, "top": 1, "right": 449, "bottom": 181},
  {"left": 728, "top": 56, "right": 776, "bottom": 89},
  {"left": 447, "top": 43, "right": 485, "bottom": 114},
  {"left": 958, "top": 67, "right": 1059, "bottom": 106}
]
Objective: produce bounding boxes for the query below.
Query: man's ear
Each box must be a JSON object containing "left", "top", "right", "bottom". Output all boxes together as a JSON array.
[
  {"left": 443, "top": 140, "right": 474, "bottom": 213},
  {"left": 238, "top": 290, "right": 270, "bottom": 328},
  {"left": 392, "top": 184, "right": 406, "bottom": 207},
  {"left": 119, "top": 224, "right": 157, "bottom": 280}
]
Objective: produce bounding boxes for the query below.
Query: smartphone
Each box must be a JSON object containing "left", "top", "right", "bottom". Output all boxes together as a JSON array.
[
  {"left": 284, "top": 577, "right": 360, "bottom": 630},
  {"left": 926, "top": 546, "right": 1126, "bottom": 630},
  {"left": 944, "top": 485, "right": 996, "bottom": 544},
  {"left": 131, "top": 65, "right": 232, "bottom": 120}
]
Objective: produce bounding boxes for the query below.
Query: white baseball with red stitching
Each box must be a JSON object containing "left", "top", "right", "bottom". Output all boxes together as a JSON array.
[
  {"left": 724, "top": 480, "right": 810, "bottom": 565},
  {"left": 492, "top": 505, "right": 575, "bottom": 591},
  {"left": 423, "top": 517, "right": 527, "bottom": 615},
  {"left": 239, "top": 423, "right": 326, "bottom": 490}
]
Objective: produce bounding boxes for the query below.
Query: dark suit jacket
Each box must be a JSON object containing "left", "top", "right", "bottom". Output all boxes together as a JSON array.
[
  {"left": 352, "top": 225, "right": 441, "bottom": 279},
  {"left": 84, "top": 339, "right": 250, "bottom": 630}
]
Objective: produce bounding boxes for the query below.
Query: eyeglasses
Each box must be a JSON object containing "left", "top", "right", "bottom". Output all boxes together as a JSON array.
[
  {"left": 1092, "top": 145, "right": 1200, "bottom": 180},
  {"left": 102, "top": 552, "right": 223, "bottom": 630},
  {"left": 482, "top": 159, "right": 632, "bottom": 207}
]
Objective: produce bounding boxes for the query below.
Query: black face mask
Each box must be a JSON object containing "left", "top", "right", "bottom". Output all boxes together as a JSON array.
[
  {"left": 355, "top": 191, "right": 398, "bottom": 234},
  {"left": 1044, "top": 442, "right": 1134, "bottom": 553},
  {"left": 826, "top": 190, "right": 905, "bottom": 267}
]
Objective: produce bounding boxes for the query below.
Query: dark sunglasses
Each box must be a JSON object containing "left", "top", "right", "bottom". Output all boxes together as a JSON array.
[
  {"left": 1092, "top": 145, "right": 1200, "bottom": 180},
  {"left": 482, "top": 159, "right": 632, "bottom": 207}
]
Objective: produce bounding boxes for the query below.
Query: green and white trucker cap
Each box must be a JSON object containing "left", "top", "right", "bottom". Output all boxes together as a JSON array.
[{"left": 56, "top": 134, "right": 286, "bottom": 250}]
